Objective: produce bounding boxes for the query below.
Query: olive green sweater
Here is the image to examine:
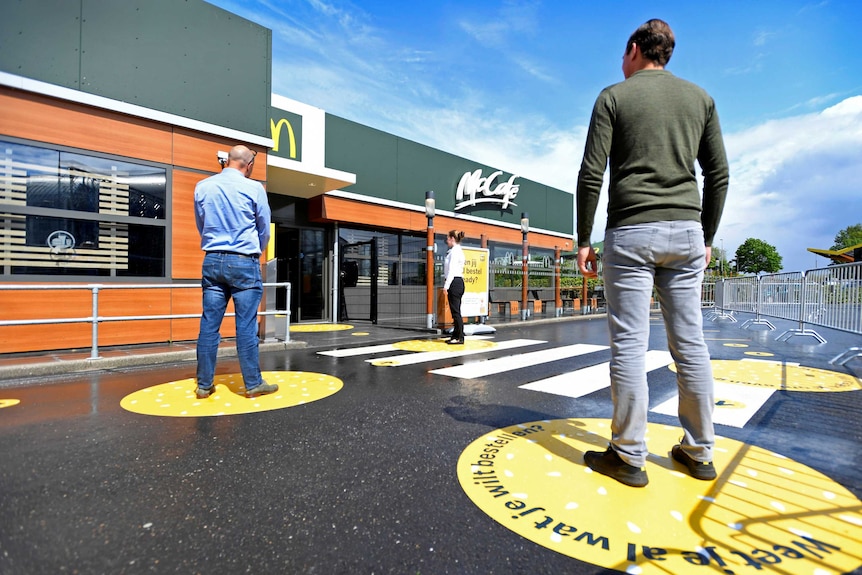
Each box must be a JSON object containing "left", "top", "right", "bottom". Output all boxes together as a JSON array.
[{"left": 576, "top": 69, "right": 729, "bottom": 247}]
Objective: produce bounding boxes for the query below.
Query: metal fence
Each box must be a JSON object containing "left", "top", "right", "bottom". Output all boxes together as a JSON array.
[
  {"left": 708, "top": 263, "right": 862, "bottom": 356},
  {"left": 0, "top": 282, "right": 291, "bottom": 359}
]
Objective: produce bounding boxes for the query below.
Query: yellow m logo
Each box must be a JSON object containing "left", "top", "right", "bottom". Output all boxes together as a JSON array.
[{"left": 270, "top": 118, "right": 297, "bottom": 158}]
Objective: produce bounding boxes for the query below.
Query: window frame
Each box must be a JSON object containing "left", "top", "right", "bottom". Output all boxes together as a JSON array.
[{"left": 0, "top": 135, "right": 172, "bottom": 282}]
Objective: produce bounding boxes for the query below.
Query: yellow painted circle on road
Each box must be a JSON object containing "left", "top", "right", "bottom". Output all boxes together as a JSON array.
[
  {"left": 393, "top": 338, "right": 498, "bottom": 352},
  {"left": 290, "top": 323, "right": 354, "bottom": 332},
  {"left": 458, "top": 418, "right": 862, "bottom": 575},
  {"left": 0, "top": 399, "right": 20, "bottom": 409},
  {"left": 120, "top": 371, "right": 342, "bottom": 417},
  {"left": 744, "top": 351, "right": 774, "bottom": 357},
  {"left": 723, "top": 343, "right": 749, "bottom": 348},
  {"left": 699, "top": 359, "right": 862, "bottom": 392}
]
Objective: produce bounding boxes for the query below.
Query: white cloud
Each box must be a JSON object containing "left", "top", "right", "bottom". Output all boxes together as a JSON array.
[
  {"left": 225, "top": 0, "right": 862, "bottom": 271},
  {"left": 721, "top": 96, "right": 862, "bottom": 271}
]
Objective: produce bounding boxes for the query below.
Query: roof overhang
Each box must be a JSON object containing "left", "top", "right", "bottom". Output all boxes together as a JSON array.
[{"left": 266, "top": 155, "right": 356, "bottom": 199}]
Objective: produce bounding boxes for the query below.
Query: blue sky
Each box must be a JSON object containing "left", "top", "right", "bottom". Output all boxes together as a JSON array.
[{"left": 209, "top": 0, "right": 862, "bottom": 272}]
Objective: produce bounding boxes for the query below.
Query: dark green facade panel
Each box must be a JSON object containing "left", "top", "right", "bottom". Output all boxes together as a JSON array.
[
  {"left": 325, "top": 116, "right": 398, "bottom": 202},
  {"left": 541, "top": 184, "right": 576, "bottom": 235},
  {"left": 395, "top": 138, "right": 474, "bottom": 208},
  {"left": 325, "top": 114, "right": 573, "bottom": 236},
  {"left": 1, "top": 0, "right": 272, "bottom": 138},
  {"left": 0, "top": 1, "right": 82, "bottom": 89}
]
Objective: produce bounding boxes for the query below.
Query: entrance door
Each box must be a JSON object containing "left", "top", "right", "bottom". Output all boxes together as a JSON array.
[
  {"left": 275, "top": 227, "right": 327, "bottom": 323},
  {"left": 340, "top": 238, "right": 377, "bottom": 323}
]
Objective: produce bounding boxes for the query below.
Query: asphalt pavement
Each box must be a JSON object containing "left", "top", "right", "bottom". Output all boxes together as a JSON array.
[{"left": 0, "top": 312, "right": 860, "bottom": 575}]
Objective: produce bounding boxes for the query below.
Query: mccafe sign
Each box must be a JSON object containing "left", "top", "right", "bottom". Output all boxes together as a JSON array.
[{"left": 455, "top": 169, "right": 520, "bottom": 212}]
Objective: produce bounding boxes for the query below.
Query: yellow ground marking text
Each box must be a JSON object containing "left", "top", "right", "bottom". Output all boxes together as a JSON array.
[{"left": 458, "top": 418, "right": 862, "bottom": 575}]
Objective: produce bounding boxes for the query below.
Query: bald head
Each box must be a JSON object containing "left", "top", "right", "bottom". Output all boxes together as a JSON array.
[{"left": 226, "top": 145, "right": 257, "bottom": 177}]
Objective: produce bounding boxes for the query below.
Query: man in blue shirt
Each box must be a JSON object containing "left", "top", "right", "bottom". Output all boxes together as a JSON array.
[{"left": 193, "top": 145, "right": 277, "bottom": 399}]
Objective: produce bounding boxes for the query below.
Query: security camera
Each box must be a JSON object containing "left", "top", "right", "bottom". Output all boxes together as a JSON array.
[{"left": 217, "top": 150, "right": 229, "bottom": 167}]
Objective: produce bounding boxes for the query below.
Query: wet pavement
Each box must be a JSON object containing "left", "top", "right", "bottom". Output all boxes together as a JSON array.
[{"left": 0, "top": 312, "right": 860, "bottom": 575}]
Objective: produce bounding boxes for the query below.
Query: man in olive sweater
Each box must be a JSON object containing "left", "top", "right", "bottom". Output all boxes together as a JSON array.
[{"left": 577, "top": 19, "right": 729, "bottom": 487}]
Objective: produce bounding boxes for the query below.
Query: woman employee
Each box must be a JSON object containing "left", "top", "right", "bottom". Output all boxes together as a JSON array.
[{"left": 443, "top": 230, "right": 466, "bottom": 345}]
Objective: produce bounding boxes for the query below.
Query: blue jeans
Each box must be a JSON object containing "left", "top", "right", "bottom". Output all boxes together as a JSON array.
[
  {"left": 603, "top": 221, "right": 714, "bottom": 467},
  {"left": 196, "top": 252, "right": 264, "bottom": 390}
]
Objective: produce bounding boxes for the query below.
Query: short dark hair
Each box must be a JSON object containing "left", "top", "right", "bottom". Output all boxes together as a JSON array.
[{"left": 626, "top": 19, "right": 675, "bottom": 66}]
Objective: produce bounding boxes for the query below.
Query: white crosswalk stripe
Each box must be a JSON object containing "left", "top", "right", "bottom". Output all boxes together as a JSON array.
[
  {"left": 318, "top": 336, "right": 498, "bottom": 358},
  {"left": 315, "top": 336, "right": 783, "bottom": 429},
  {"left": 429, "top": 343, "right": 608, "bottom": 379},
  {"left": 363, "top": 339, "right": 546, "bottom": 367},
  {"left": 519, "top": 350, "right": 673, "bottom": 398},
  {"left": 318, "top": 343, "right": 400, "bottom": 357},
  {"left": 651, "top": 381, "right": 775, "bottom": 428}
]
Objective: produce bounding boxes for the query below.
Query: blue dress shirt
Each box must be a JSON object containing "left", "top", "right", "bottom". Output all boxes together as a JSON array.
[{"left": 194, "top": 168, "right": 271, "bottom": 255}]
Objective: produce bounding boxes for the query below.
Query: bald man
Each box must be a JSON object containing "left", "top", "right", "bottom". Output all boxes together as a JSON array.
[{"left": 193, "top": 145, "right": 277, "bottom": 399}]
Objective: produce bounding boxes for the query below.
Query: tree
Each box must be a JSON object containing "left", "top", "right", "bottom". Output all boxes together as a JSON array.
[
  {"left": 735, "top": 238, "right": 782, "bottom": 274},
  {"left": 830, "top": 223, "right": 862, "bottom": 250},
  {"left": 707, "top": 246, "right": 730, "bottom": 276}
]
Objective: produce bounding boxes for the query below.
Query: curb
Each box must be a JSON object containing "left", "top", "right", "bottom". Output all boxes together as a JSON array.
[{"left": 0, "top": 340, "right": 306, "bottom": 385}]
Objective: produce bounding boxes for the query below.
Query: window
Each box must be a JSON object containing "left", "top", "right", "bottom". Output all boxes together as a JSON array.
[{"left": 0, "top": 139, "right": 168, "bottom": 278}]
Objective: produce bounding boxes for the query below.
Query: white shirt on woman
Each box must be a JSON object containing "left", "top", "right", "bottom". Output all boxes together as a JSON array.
[{"left": 443, "top": 243, "right": 465, "bottom": 290}]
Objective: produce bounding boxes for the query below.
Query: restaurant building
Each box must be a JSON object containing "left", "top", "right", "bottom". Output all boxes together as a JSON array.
[{"left": 0, "top": 0, "right": 573, "bottom": 354}]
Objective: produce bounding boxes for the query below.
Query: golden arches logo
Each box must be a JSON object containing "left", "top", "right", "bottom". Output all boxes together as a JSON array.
[{"left": 270, "top": 118, "right": 297, "bottom": 158}]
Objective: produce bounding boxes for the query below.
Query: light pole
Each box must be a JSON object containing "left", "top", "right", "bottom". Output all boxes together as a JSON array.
[
  {"left": 520, "top": 212, "right": 529, "bottom": 320},
  {"left": 720, "top": 238, "right": 724, "bottom": 277},
  {"left": 425, "top": 191, "right": 435, "bottom": 330}
]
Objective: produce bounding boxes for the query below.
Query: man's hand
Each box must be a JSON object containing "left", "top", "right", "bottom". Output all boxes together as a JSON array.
[
  {"left": 578, "top": 246, "right": 598, "bottom": 278},
  {"left": 705, "top": 245, "right": 712, "bottom": 269}
]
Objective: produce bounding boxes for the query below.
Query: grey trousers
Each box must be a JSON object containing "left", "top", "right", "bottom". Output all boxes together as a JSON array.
[{"left": 603, "top": 221, "right": 714, "bottom": 467}]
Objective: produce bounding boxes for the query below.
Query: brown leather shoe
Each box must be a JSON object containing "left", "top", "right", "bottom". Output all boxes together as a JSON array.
[{"left": 246, "top": 380, "right": 278, "bottom": 398}]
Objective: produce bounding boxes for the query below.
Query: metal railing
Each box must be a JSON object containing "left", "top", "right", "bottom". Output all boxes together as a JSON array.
[
  {"left": 709, "top": 263, "right": 862, "bottom": 357},
  {"left": 0, "top": 282, "right": 291, "bottom": 360}
]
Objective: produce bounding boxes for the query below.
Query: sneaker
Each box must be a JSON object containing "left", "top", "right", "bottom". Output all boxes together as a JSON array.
[
  {"left": 447, "top": 339, "right": 464, "bottom": 345},
  {"left": 671, "top": 444, "right": 717, "bottom": 480},
  {"left": 584, "top": 446, "right": 648, "bottom": 487},
  {"left": 195, "top": 385, "right": 215, "bottom": 399},
  {"left": 245, "top": 380, "right": 278, "bottom": 398}
]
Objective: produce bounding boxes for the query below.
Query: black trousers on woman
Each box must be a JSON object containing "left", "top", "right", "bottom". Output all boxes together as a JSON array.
[{"left": 447, "top": 276, "right": 465, "bottom": 341}]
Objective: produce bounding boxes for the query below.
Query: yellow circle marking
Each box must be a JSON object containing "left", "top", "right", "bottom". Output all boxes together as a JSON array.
[
  {"left": 458, "top": 418, "right": 862, "bottom": 575},
  {"left": 393, "top": 338, "right": 498, "bottom": 352},
  {"left": 676, "top": 359, "right": 862, "bottom": 392},
  {"left": 120, "top": 371, "right": 342, "bottom": 417},
  {"left": 744, "top": 351, "right": 774, "bottom": 357},
  {"left": 0, "top": 399, "right": 21, "bottom": 409},
  {"left": 723, "top": 343, "right": 749, "bottom": 348},
  {"left": 290, "top": 323, "right": 354, "bottom": 332}
]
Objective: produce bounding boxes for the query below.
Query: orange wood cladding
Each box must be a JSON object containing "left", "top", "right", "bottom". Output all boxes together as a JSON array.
[
  {"left": 173, "top": 170, "right": 207, "bottom": 279},
  {"left": 0, "top": 88, "right": 267, "bottom": 353},
  {"left": 172, "top": 128, "right": 267, "bottom": 180},
  {"left": 0, "top": 285, "right": 246, "bottom": 353},
  {"left": 315, "top": 196, "right": 572, "bottom": 251},
  {"left": 0, "top": 87, "right": 173, "bottom": 164}
]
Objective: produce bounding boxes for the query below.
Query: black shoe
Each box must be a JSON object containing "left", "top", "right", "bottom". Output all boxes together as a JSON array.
[
  {"left": 671, "top": 444, "right": 717, "bottom": 480},
  {"left": 447, "top": 338, "right": 464, "bottom": 345},
  {"left": 584, "top": 446, "right": 648, "bottom": 487},
  {"left": 246, "top": 380, "right": 279, "bottom": 398},
  {"left": 195, "top": 385, "right": 215, "bottom": 399}
]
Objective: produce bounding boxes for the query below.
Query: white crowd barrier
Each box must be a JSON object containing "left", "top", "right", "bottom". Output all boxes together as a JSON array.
[{"left": 709, "top": 262, "right": 862, "bottom": 360}]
